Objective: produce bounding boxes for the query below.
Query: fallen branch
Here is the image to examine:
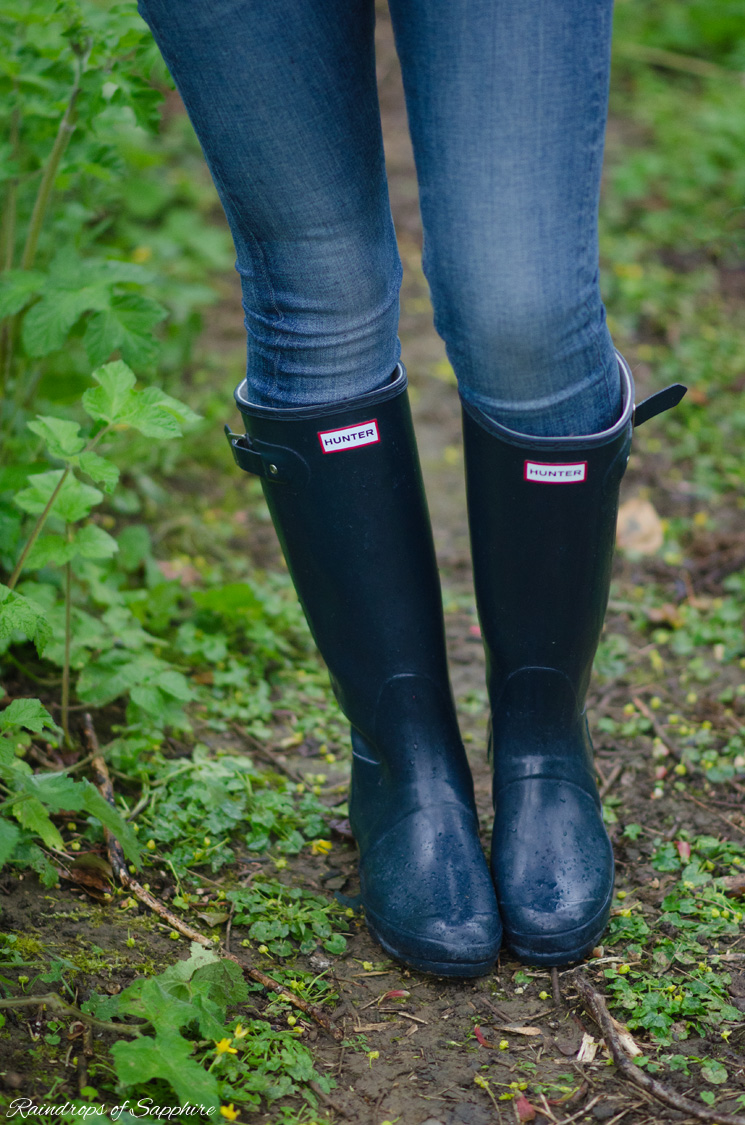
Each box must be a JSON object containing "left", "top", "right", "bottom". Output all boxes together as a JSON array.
[
  {"left": 0, "top": 992, "right": 143, "bottom": 1036},
  {"left": 631, "top": 696, "right": 680, "bottom": 760},
  {"left": 573, "top": 972, "right": 745, "bottom": 1125},
  {"left": 551, "top": 966, "right": 562, "bottom": 1008},
  {"left": 598, "top": 762, "right": 623, "bottom": 800},
  {"left": 231, "top": 723, "right": 306, "bottom": 785},
  {"left": 82, "top": 715, "right": 342, "bottom": 1042}
]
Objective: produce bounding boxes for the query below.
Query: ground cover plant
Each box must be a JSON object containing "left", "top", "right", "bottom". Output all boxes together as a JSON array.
[{"left": 2, "top": 0, "right": 745, "bottom": 1122}]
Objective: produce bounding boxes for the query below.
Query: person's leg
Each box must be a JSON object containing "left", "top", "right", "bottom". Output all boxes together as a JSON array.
[
  {"left": 388, "top": 0, "right": 619, "bottom": 438},
  {"left": 388, "top": 0, "right": 621, "bottom": 963},
  {"left": 140, "top": 0, "right": 502, "bottom": 973},
  {"left": 137, "top": 0, "right": 401, "bottom": 406}
]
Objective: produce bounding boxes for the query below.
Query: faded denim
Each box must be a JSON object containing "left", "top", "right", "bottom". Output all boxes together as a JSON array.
[{"left": 137, "top": 0, "right": 621, "bottom": 436}]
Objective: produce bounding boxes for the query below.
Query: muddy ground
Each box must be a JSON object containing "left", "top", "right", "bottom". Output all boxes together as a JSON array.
[{"left": 3, "top": 7, "right": 745, "bottom": 1125}]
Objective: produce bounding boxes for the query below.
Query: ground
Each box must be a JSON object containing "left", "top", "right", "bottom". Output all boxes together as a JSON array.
[{"left": 2, "top": 7, "right": 745, "bottom": 1125}]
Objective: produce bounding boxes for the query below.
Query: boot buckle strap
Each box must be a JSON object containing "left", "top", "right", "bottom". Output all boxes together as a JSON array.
[
  {"left": 224, "top": 426, "right": 308, "bottom": 484},
  {"left": 633, "top": 383, "right": 687, "bottom": 427}
]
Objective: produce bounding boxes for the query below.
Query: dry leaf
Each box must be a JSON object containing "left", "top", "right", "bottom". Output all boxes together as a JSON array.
[
  {"left": 515, "top": 1095, "right": 537, "bottom": 1122},
  {"left": 721, "top": 875, "right": 745, "bottom": 897},
  {"left": 617, "top": 497, "right": 664, "bottom": 555},
  {"left": 492, "top": 1024, "right": 542, "bottom": 1037},
  {"left": 610, "top": 1015, "right": 642, "bottom": 1057},
  {"left": 576, "top": 1032, "right": 598, "bottom": 1063}
]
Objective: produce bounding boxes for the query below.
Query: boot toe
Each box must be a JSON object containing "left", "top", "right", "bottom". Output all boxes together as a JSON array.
[
  {"left": 359, "top": 804, "right": 502, "bottom": 976},
  {"left": 492, "top": 779, "right": 614, "bottom": 966}
]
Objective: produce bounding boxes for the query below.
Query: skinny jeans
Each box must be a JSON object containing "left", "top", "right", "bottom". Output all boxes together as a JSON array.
[{"left": 138, "top": 0, "right": 621, "bottom": 437}]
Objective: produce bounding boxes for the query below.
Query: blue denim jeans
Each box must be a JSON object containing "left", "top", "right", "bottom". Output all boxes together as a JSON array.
[{"left": 138, "top": 0, "right": 621, "bottom": 437}]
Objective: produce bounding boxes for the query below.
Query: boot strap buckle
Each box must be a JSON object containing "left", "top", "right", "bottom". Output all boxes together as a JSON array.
[{"left": 224, "top": 427, "right": 308, "bottom": 484}]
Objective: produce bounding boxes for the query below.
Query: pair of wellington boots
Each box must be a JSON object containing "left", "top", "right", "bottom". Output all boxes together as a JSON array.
[{"left": 227, "top": 359, "right": 685, "bottom": 974}]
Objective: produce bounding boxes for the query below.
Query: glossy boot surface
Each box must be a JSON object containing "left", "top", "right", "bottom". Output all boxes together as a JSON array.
[
  {"left": 462, "top": 358, "right": 685, "bottom": 965},
  {"left": 228, "top": 367, "right": 501, "bottom": 975}
]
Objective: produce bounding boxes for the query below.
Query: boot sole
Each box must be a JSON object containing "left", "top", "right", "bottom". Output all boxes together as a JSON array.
[
  {"left": 502, "top": 892, "right": 613, "bottom": 967},
  {"left": 364, "top": 910, "right": 500, "bottom": 978}
]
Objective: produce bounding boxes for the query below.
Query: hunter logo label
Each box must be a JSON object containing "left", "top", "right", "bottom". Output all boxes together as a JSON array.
[
  {"left": 318, "top": 419, "right": 380, "bottom": 453},
  {"left": 524, "top": 460, "right": 587, "bottom": 483}
]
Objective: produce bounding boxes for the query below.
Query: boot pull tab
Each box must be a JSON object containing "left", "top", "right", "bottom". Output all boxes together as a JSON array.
[
  {"left": 224, "top": 425, "right": 310, "bottom": 485},
  {"left": 633, "top": 383, "right": 687, "bottom": 428}
]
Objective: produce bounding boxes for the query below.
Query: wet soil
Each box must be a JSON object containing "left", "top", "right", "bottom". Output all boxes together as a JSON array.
[{"left": 3, "top": 7, "right": 745, "bottom": 1125}]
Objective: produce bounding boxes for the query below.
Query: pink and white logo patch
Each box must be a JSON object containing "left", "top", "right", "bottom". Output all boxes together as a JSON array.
[
  {"left": 318, "top": 419, "right": 380, "bottom": 453},
  {"left": 524, "top": 460, "right": 587, "bottom": 483}
]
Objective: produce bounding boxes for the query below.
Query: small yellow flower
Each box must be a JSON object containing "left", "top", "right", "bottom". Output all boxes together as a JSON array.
[
  {"left": 310, "top": 839, "right": 333, "bottom": 856},
  {"left": 499, "top": 1039, "right": 509, "bottom": 1050},
  {"left": 539, "top": 990, "right": 549, "bottom": 1000},
  {"left": 220, "top": 1105, "right": 239, "bottom": 1121},
  {"left": 214, "top": 1038, "right": 238, "bottom": 1055},
  {"left": 132, "top": 245, "right": 152, "bottom": 264},
  {"left": 233, "top": 1023, "right": 248, "bottom": 1039},
  {"left": 362, "top": 961, "right": 374, "bottom": 971}
]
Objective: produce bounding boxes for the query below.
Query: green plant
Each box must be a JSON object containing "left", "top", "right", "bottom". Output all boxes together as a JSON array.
[
  {"left": 228, "top": 879, "right": 349, "bottom": 958},
  {"left": 79, "top": 943, "right": 335, "bottom": 1120},
  {"left": 604, "top": 835, "right": 745, "bottom": 1044}
]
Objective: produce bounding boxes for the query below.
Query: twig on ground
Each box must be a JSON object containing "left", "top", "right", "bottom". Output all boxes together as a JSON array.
[
  {"left": 555, "top": 1095, "right": 602, "bottom": 1125},
  {"left": 573, "top": 972, "right": 745, "bottom": 1125},
  {"left": 598, "top": 763, "right": 623, "bottom": 800},
  {"left": 631, "top": 696, "right": 679, "bottom": 759},
  {"left": 82, "top": 714, "right": 342, "bottom": 1042},
  {"left": 231, "top": 723, "right": 306, "bottom": 784},
  {"left": 308, "top": 1079, "right": 351, "bottom": 1119},
  {"left": 683, "top": 792, "right": 745, "bottom": 839},
  {"left": 0, "top": 993, "right": 143, "bottom": 1036},
  {"left": 551, "top": 967, "right": 562, "bottom": 1008}
]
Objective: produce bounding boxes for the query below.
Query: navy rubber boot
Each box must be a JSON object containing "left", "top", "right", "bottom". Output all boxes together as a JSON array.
[
  {"left": 462, "top": 356, "right": 686, "bottom": 966},
  {"left": 227, "top": 366, "right": 502, "bottom": 976}
]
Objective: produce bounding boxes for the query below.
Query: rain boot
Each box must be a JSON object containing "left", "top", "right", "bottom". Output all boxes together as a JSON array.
[
  {"left": 461, "top": 355, "right": 686, "bottom": 965},
  {"left": 226, "top": 365, "right": 502, "bottom": 975}
]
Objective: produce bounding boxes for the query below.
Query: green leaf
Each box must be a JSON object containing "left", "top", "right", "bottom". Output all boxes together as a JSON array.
[
  {"left": 701, "top": 1060, "right": 728, "bottom": 1085},
  {"left": 0, "top": 818, "right": 20, "bottom": 868},
  {"left": 25, "top": 774, "right": 140, "bottom": 866},
  {"left": 14, "top": 470, "right": 103, "bottom": 523},
  {"left": 323, "top": 933, "right": 347, "bottom": 955},
  {"left": 155, "top": 670, "right": 191, "bottom": 701},
  {"left": 78, "top": 451, "right": 119, "bottom": 492},
  {"left": 0, "top": 270, "right": 45, "bottom": 318},
  {"left": 22, "top": 286, "right": 110, "bottom": 357},
  {"left": 82, "top": 360, "right": 137, "bottom": 425},
  {"left": 110, "top": 1027, "right": 221, "bottom": 1115},
  {"left": 127, "top": 388, "right": 190, "bottom": 439},
  {"left": 82, "top": 361, "right": 199, "bottom": 437},
  {"left": 137, "top": 387, "right": 201, "bottom": 431},
  {"left": 0, "top": 585, "right": 52, "bottom": 655},
  {"left": 72, "top": 524, "right": 118, "bottom": 561},
  {"left": 0, "top": 698, "right": 57, "bottom": 735},
  {"left": 116, "top": 525, "right": 151, "bottom": 571},
  {"left": 13, "top": 796, "right": 64, "bottom": 851},
  {"left": 84, "top": 293, "right": 166, "bottom": 368},
  {"left": 24, "top": 534, "right": 74, "bottom": 569},
  {"left": 193, "top": 583, "right": 262, "bottom": 616},
  {"left": 701, "top": 1091, "right": 716, "bottom": 1106},
  {"left": 26, "top": 416, "right": 85, "bottom": 460}
]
